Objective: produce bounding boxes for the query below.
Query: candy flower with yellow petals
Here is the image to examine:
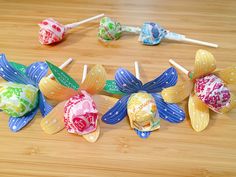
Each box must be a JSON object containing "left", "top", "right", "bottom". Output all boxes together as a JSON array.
[{"left": 162, "top": 50, "right": 236, "bottom": 132}]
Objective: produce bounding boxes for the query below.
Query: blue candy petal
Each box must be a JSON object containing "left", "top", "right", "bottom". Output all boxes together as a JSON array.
[
  {"left": 39, "top": 92, "right": 53, "bottom": 117},
  {"left": 134, "top": 129, "right": 151, "bottom": 139},
  {"left": 102, "top": 95, "right": 130, "bottom": 124},
  {"left": 115, "top": 68, "right": 143, "bottom": 94},
  {"left": 26, "top": 62, "right": 48, "bottom": 86},
  {"left": 0, "top": 54, "right": 34, "bottom": 85},
  {"left": 142, "top": 67, "right": 178, "bottom": 93},
  {"left": 151, "top": 93, "right": 185, "bottom": 123},
  {"left": 8, "top": 108, "right": 38, "bottom": 132}
]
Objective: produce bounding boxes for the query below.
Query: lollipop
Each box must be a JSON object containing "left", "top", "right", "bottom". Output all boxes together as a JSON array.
[
  {"left": 162, "top": 50, "right": 236, "bottom": 132},
  {"left": 39, "top": 13, "right": 104, "bottom": 45},
  {"left": 102, "top": 61, "right": 185, "bottom": 139},
  {"left": 98, "top": 17, "right": 218, "bottom": 48},
  {"left": 39, "top": 63, "right": 117, "bottom": 142},
  {"left": 0, "top": 54, "right": 54, "bottom": 132}
]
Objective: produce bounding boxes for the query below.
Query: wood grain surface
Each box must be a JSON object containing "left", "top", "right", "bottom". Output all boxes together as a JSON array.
[{"left": 0, "top": 0, "right": 236, "bottom": 176}]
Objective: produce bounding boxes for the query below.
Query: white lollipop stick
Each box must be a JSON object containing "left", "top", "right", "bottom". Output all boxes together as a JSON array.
[
  {"left": 169, "top": 59, "right": 193, "bottom": 78},
  {"left": 65, "top": 14, "right": 104, "bottom": 30},
  {"left": 134, "top": 61, "right": 140, "bottom": 80},
  {"left": 81, "top": 64, "right": 88, "bottom": 83},
  {"left": 48, "top": 58, "right": 73, "bottom": 79},
  {"left": 165, "top": 32, "right": 218, "bottom": 48}
]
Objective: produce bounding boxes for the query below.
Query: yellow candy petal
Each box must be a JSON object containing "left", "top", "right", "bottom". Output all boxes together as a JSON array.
[
  {"left": 92, "top": 94, "right": 118, "bottom": 115},
  {"left": 193, "top": 49, "right": 216, "bottom": 79},
  {"left": 80, "top": 65, "right": 107, "bottom": 95},
  {"left": 214, "top": 67, "right": 236, "bottom": 84},
  {"left": 40, "top": 101, "right": 67, "bottom": 134},
  {"left": 219, "top": 93, "right": 236, "bottom": 113},
  {"left": 188, "top": 94, "right": 210, "bottom": 132},
  {"left": 82, "top": 121, "right": 100, "bottom": 143},
  {"left": 39, "top": 77, "right": 78, "bottom": 102},
  {"left": 162, "top": 74, "right": 193, "bottom": 103}
]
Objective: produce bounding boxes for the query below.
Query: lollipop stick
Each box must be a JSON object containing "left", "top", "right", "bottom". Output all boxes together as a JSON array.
[
  {"left": 48, "top": 58, "right": 73, "bottom": 79},
  {"left": 81, "top": 64, "right": 88, "bottom": 83},
  {"left": 65, "top": 14, "right": 104, "bottom": 30},
  {"left": 134, "top": 61, "right": 141, "bottom": 80},
  {"left": 165, "top": 32, "right": 218, "bottom": 48},
  {"left": 122, "top": 26, "right": 141, "bottom": 34},
  {"left": 182, "top": 37, "right": 218, "bottom": 48},
  {"left": 169, "top": 59, "right": 193, "bottom": 79}
]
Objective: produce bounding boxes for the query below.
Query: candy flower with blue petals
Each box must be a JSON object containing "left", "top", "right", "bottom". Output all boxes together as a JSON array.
[
  {"left": 102, "top": 66, "right": 185, "bottom": 138},
  {"left": 0, "top": 54, "right": 52, "bottom": 132}
]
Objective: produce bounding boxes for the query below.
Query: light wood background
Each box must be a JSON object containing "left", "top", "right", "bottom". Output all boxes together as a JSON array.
[{"left": 0, "top": 0, "right": 236, "bottom": 176}]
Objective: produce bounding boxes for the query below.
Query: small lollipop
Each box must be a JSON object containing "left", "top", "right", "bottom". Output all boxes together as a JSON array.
[
  {"left": 102, "top": 61, "right": 185, "bottom": 139},
  {"left": 162, "top": 50, "right": 236, "bottom": 132},
  {"left": 39, "top": 13, "right": 104, "bottom": 45},
  {"left": 98, "top": 17, "right": 218, "bottom": 48}
]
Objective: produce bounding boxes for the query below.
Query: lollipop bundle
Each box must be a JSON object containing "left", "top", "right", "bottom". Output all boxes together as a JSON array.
[{"left": 98, "top": 17, "right": 218, "bottom": 47}]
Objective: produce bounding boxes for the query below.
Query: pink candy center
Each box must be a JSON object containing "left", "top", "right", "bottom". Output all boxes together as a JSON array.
[{"left": 194, "top": 74, "right": 231, "bottom": 112}]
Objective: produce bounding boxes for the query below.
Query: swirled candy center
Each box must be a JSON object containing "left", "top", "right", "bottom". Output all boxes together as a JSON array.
[
  {"left": 127, "top": 92, "right": 160, "bottom": 131},
  {"left": 195, "top": 74, "right": 231, "bottom": 112},
  {"left": 0, "top": 82, "right": 38, "bottom": 117},
  {"left": 64, "top": 90, "right": 98, "bottom": 135}
]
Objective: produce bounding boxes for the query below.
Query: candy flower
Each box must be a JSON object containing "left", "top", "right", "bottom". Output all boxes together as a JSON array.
[
  {"left": 39, "top": 63, "right": 113, "bottom": 142},
  {"left": 0, "top": 54, "right": 52, "bottom": 132},
  {"left": 102, "top": 66, "right": 185, "bottom": 138},
  {"left": 162, "top": 50, "right": 236, "bottom": 132}
]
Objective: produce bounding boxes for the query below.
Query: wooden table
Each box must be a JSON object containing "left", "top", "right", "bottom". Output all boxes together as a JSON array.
[{"left": 0, "top": 0, "right": 236, "bottom": 176}]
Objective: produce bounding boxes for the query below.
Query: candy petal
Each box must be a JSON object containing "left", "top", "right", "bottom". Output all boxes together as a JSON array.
[
  {"left": 26, "top": 62, "right": 48, "bottom": 85},
  {"left": 39, "top": 92, "right": 53, "bottom": 117},
  {"left": 40, "top": 101, "right": 67, "bottom": 134},
  {"left": 80, "top": 65, "right": 107, "bottom": 95},
  {"left": 151, "top": 93, "right": 185, "bottom": 123},
  {"left": 102, "top": 95, "right": 130, "bottom": 124},
  {"left": 142, "top": 67, "right": 178, "bottom": 93},
  {"left": 188, "top": 94, "right": 210, "bottom": 132},
  {"left": 92, "top": 94, "right": 119, "bottom": 115},
  {"left": 82, "top": 121, "right": 100, "bottom": 143},
  {"left": 39, "top": 77, "right": 78, "bottom": 102},
  {"left": 193, "top": 49, "right": 216, "bottom": 79},
  {"left": 0, "top": 54, "right": 33, "bottom": 85},
  {"left": 8, "top": 108, "right": 38, "bottom": 132},
  {"left": 134, "top": 129, "right": 151, "bottom": 139},
  {"left": 115, "top": 68, "right": 143, "bottom": 94},
  {"left": 214, "top": 67, "right": 236, "bottom": 84},
  {"left": 161, "top": 75, "right": 193, "bottom": 103}
]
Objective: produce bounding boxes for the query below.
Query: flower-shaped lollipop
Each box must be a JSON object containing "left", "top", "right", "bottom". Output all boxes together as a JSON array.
[
  {"left": 102, "top": 62, "right": 185, "bottom": 138},
  {"left": 0, "top": 54, "right": 53, "bottom": 132},
  {"left": 39, "top": 14, "right": 104, "bottom": 45},
  {"left": 162, "top": 50, "right": 236, "bottom": 132},
  {"left": 39, "top": 63, "right": 117, "bottom": 142},
  {"left": 98, "top": 17, "right": 218, "bottom": 48}
]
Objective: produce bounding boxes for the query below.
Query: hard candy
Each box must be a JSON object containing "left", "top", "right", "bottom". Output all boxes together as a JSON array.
[
  {"left": 138, "top": 22, "right": 167, "bottom": 45},
  {"left": 195, "top": 74, "right": 231, "bottom": 113},
  {"left": 0, "top": 82, "right": 38, "bottom": 117},
  {"left": 38, "top": 18, "right": 65, "bottom": 45},
  {"left": 64, "top": 90, "right": 98, "bottom": 135},
  {"left": 127, "top": 92, "right": 160, "bottom": 131},
  {"left": 98, "top": 17, "right": 122, "bottom": 41}
]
